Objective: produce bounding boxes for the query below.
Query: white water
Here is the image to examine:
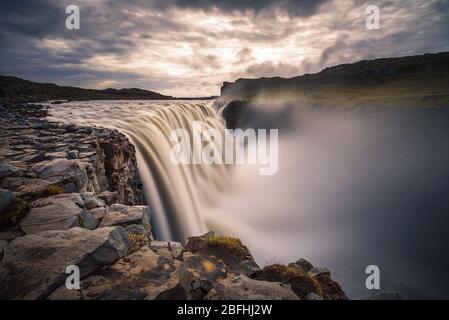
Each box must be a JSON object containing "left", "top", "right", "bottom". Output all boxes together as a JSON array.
[
  {"left": 49, "top": 100, "right": 449, "bottom": 299},
  {"left": 49, "top": 100, "right": 231, "bottom": 241}
]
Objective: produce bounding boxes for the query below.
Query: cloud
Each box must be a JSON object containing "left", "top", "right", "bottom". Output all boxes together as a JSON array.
[
  {"left": 0, "top": 0, "right": 448, "bottom": 97},
  {"left": 245, "top": 61, "right": 302, "bottom": 78}
]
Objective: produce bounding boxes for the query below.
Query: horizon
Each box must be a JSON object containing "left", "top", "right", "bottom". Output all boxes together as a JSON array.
[
  {"left": 2, "top": 49, "right": 447, "bottom": 98},
  {"left": 1, "top": 0, "right": 448, "bottom": 97}
]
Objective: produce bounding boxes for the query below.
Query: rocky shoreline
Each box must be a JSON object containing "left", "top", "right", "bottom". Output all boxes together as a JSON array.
[{"left": 0, "top": 103, "right": 348, "bottom": 300}]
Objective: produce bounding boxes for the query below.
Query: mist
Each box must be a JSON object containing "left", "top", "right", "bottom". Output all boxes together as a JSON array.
[{"left": 205, "top": 104, "right": 449, "bottom": 299}]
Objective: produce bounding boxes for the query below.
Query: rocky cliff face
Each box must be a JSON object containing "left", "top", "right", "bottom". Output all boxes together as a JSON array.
[
  {"left": 0, "top": 102, "right": 348, "bottom": 300},
  {"left": 216, "top": 51, "right": 449, "bottom": 109}
]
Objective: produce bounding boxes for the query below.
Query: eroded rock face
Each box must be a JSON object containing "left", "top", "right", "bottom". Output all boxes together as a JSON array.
[
  {"left": 49, "top": 246, "right": 180, "bottom": 300},
  {"left": 0, "top": 227, "right": 131, "bottom": 299}
]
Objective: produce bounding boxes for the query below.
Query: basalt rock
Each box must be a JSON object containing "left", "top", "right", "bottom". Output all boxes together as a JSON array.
[
  {"left": 48, "top": 246, "right": 180, "bottom": 300},
  {"left": 0, "top": 227, "right": 131, "bottom": 299}
]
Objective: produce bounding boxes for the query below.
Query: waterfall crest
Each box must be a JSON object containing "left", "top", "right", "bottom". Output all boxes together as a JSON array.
[{"left": 49, "top": 100, "right": 230, "bottom": 241}]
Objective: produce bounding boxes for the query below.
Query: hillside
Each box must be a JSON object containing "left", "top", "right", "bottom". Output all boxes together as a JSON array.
[
  {"left": 217, "top": 52, "right": 449, "bottom": 108},
  {"left": 0, "top": 75, "right": 175, "bottom": 102}
]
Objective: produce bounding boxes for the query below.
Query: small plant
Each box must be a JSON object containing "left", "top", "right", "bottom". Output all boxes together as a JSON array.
[
  {"left": 207, "top": 236, "right": 251, "bottom": 258},
  {"left": 78, "top": 216, "right": 85, "bottom": 229},
  {"left": 129, "top": 232, "right": 148, "bottom": 251},
  {"left": 31, "top": 184, "right": 64, "bottom": 198},
  {"left": 44, "top": 184, "right": 64, "bottom": 195}
]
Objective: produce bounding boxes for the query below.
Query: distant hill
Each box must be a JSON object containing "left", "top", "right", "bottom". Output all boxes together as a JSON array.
[
  {"left": 0, "top": 75, "right": 176, "bottom": 102},
  {"left": 217, "top": 52, "right": 449, "bottom": 108}
]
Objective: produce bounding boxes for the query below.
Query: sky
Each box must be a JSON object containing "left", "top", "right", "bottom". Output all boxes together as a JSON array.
[{"left": 0, "top": 0, "right": 448, "bottom": 97}]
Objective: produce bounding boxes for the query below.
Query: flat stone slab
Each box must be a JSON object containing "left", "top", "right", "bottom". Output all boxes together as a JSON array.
[
  {"left": 20, "top": 193, "right": 97, "bottom": 234},
  {"left": 0, "top": 227, "right": 131, "bottom": 299},
  {"left": 49, "top": 246, "right": 180, "bottom": 300},
  {"left": 99, "top": 204, "right": 151, "bottom": 230},
  {"left": 206, "top": 275, "right": 299, "bottom": 300}
]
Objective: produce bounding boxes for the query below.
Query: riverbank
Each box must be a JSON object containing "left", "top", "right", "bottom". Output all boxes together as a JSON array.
[{"left": 0, "top": 102, "right": 347, "bottom": 300}]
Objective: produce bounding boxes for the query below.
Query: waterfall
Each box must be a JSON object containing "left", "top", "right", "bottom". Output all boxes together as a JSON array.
[{"left": 49, "top": 100, "right": 231, "bottom": 242}]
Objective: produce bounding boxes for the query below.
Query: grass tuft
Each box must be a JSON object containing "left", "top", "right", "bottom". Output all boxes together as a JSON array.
[{"left": 207, "top": 236, "right": 250, "bottom": 258}]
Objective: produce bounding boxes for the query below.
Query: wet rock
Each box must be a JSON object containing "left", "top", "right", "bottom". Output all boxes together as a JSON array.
[
  {"left": 0, "top": 226, "right": 131, "bottom": 299},
  {"left": 84, "top": 196, "right": 105, "bottom": 209},
  {"left": 179, "top": 254, "right": 228, "bottom": 299},
  {"left": 205, "top": 275, "right": 299, "bottom": 300},
  {"left": 0, "top": 163, "right": 24, "bottom": 178},
  {"left": 0, "top": 188, "right": 27, "bottom": 226},
  {"left": 99, "top": 204, "right": 151, "bottom": 232},
  {"left": 48, "top": 247, "right": 180, "bottom": 300}
]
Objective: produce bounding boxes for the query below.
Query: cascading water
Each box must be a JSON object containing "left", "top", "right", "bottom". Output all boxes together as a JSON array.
[{"left": 49, "top": 100, "right": 230, "bottom": 242}]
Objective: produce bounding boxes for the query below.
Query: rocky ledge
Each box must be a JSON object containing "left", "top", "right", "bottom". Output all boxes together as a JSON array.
[{"left": 0, "top": 103, "right": 348, "bottom": 300}]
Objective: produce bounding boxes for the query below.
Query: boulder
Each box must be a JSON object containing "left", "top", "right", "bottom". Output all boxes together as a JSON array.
[
  {"left": 308, "top": 267, "right": 331, "bottom": 278},
  {"left": 150, "top": 241, "right": 183, "bottom": 260},
  {"left": 0, "top": 163, "right": 24, "bottom": 178},
  {"left": 185, "top": 231, "right": 214, "bottom": 252},
  {"left": 0, "top": 227, "right": 131, "bottom": 299},
  {"left": 99, "top": 204, "right": 151, "bottom": 232},
  {"left": 179, "top": 254, "right": 228, "bottom": 299},
  {"left": 250, "top": 264, "right": 322, "bottom": 299},
  {"left": 205, "top": 275, "right": 299, "bottom": 300},
  {"left": 84, "top": 196, "right": 105, "bottom": 209},
  {"left": 308, "top": 267, "right": 348, "bottom": 300},
  {"left": 295, "top": 258, "right": 314, "bottom": 272},
  {"left": 97, "top": 191, "right": 118, "bottom": 205},
  {"left": 0, "top": 187, "right": 27, "bottom": 226},
  {"left": 0, "top": 177, "right": 52, "bottom": 197},
  {"left": 192, "top": 235, "right": 260, "bottom": 276},
  {"left": 20, "top": 193, "right": 96, "bottom": 234},
  {"left": 89, "top": 207, "right": 107, "bottom": 220},
  {"left": 48, "top": 246, "right": 180, "bottom": 300}
]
